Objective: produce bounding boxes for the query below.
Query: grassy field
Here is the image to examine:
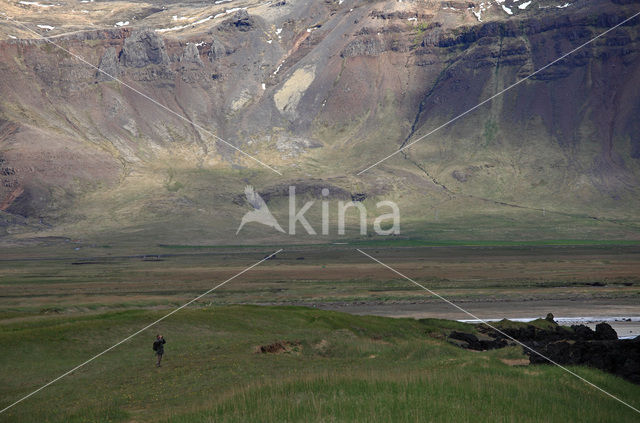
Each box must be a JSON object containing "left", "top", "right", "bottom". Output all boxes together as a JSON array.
[
  {"left": 1, "top": 305, "right": 639, "bottom": 422},
  {"left": 1, "top": 244, "right": 638, "bottom": 421}
]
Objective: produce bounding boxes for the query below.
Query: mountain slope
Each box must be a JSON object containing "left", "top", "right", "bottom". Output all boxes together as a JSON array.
[{"left": 0, "top": 0, "right": 639, "bottom": 244}]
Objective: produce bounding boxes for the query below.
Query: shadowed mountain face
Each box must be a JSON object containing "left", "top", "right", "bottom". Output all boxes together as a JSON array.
[{"left": 0, "top": 0, "right": 639, "bottom": 244}]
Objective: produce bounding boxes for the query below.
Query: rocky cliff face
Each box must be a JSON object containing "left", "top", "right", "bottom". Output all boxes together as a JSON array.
[
  {"left": 121, "top": 29, "right": 170, "bottom": 68},
  {"left": 0, "top": 0, "right": 638, "bottom": 241}
]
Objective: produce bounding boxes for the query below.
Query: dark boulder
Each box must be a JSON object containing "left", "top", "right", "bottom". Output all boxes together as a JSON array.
[
  {"left": 571, "top": 324, "right": 596, "bottom": 340},
  {"left": 448, "top": 331, "right": 508, "bottom": 351},
  {"left": 529, "top": 337, "right": 640, "bottom": 384},
  {"left": 595, "top": 322, "right": 618, "bottom": 341}
]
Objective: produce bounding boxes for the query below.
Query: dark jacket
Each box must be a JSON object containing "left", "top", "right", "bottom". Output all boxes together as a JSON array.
[{"left": 153, "top": 338, "right": 166, "bottom": 354}]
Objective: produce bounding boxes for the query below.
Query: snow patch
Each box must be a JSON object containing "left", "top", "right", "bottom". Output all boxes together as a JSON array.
[
  {"left": 194, "top": 15, "right": 213, "bottom": 24},
  {"left": 19, "top": 1, "right": 56, "bottom": 7},
  {"left": 36, "top": 24, "right": 55, "bottom": 30},
  {"left": 261, "top": 83, "right": 266, "bottom": 90},
  {"left": 115, "top": 21, "right": 129, "bottom": 27},
  {"left": 471, "top": 2, "right": 488, "bottom": 22},
  {"left": 556, "top": 2, "right": 571, "bottom": 8},
  {"left": 501, "top": 4, "right": 513, "bottom": 14},
  {"left": 156, "top": 25, "right": 188, "bottom": 33},
  {"left": 156, "top": 14, "right": 217, "bottom": 33},
  {"left": 518, "top": 1, "right": 531, "bottom": 9}
]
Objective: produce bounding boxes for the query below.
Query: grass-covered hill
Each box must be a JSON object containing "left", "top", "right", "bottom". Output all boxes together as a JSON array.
[{"left": 1, "top": 305, "right": 638, "bottom": 422}]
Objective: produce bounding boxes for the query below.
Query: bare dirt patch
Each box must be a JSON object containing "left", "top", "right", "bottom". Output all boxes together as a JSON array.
[
  {"left": 254, "top": 340, "right": 302, "bottom": 354},
  {"left": 500, "top": 358, "right": 529, "bottom": 366}
]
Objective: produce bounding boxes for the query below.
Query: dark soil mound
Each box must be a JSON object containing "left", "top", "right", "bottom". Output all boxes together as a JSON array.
[{"left": 255, "top": 341, "right": 302, "bottom": 354}]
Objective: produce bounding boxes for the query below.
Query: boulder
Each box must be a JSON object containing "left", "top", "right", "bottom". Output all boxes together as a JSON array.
[
  {"left": 571, "top": 324, "right": 596, "bottom": 340},
  {"left": 595, "top": 322, "right": 618, "bottom": 340}
]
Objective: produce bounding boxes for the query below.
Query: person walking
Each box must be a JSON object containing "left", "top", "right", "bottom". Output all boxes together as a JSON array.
[{"left": 153, "top": 334, "right": 166, "bottom": 367}]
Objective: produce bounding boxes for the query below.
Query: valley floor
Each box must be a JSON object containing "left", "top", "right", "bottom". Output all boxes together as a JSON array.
[{"left": 1, "top": 243, "right": 639, "bottom": 421}]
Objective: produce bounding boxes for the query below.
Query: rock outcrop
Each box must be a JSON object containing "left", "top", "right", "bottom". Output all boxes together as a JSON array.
[
  {"left": 121, "top": 30, "right": 170, "bottom": 68},
  {"left": 448, "top": 319, "right": 640, "bottom": 384},
  {"left": 448, "top": 331, "right": 508, "bottom": 350},
  {"left": 219, "top": 10, "right": 256, "bottom": 33},
  {"left": 180, "top": 44, "right": 203, "bottom": 67},
  {"left": 341, "top": 37, "right": 387, "bottom": 57},
  {"left": 529, "top": 335, "right": 640, "bottom": 384},
  {"left": 207, "top": 37, "right": 227, "bottom": 62},
  {"left": 96, "top": 47, "right": 120, "bottom": 80}
]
